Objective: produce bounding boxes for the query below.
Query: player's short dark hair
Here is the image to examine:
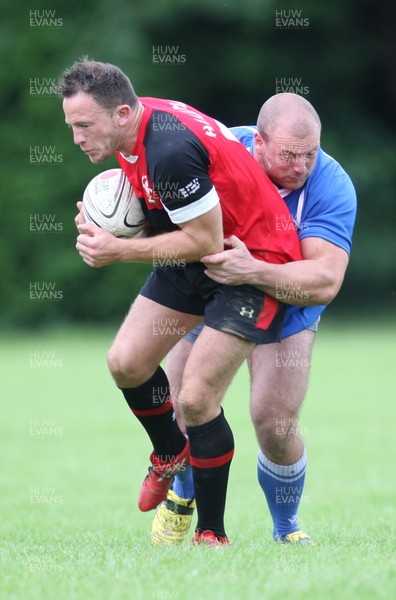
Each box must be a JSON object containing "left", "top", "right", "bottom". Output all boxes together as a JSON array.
[{"left": 56, "top": 58, "right": 138, "bottom": 111}]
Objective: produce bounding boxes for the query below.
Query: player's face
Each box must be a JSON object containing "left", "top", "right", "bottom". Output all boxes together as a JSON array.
[
  {"left": 254, "top": 127, "right": 320, "bottom": 190},
  {"left": 63, "top": 92, "right": 125, "bottom": 164}
]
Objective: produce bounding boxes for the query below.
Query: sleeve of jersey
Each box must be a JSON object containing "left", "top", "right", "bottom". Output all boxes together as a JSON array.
[
  {"left": 299, "top": 162, "right": 357, "bottom": 255},
  {"left": 145, "top": 124, "right": 219, "bottom": 225},
  {"left": 229, "top": 125, "right": 257, "bottom": 152}
]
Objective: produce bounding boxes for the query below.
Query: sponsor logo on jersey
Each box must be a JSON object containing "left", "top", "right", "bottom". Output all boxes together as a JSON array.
[
  {"left": 141, "top": 175, "right": 160, "bottom": 205},
  {"left": 178, "top": 178, "right": 200, "bottom": 199}
]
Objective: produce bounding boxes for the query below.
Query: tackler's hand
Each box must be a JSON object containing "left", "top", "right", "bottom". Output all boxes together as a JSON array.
[{"left": 201, "top": 236, "right": 257, "bottom": 286}]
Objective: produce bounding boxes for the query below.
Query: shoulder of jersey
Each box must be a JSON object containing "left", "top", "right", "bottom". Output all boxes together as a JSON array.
[{"left": 229, "top": 125, "right": 256, "bottom": 150}]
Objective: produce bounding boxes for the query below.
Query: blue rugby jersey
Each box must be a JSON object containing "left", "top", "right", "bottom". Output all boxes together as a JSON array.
[{"left": 230, "top": 125, "right": 357, "bottom": 338}]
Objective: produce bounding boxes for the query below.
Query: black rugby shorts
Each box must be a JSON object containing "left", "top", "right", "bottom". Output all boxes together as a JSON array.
[{"left": 139, "top": 263, "right": 285, "bottom": 345}]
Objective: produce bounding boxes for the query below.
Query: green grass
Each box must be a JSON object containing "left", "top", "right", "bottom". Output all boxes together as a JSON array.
[{"left": 1, "top": 321, "right": 396, "bottom": 599}]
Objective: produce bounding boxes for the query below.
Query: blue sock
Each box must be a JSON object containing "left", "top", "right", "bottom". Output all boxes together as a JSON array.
[
  {"left": 172, "top": 464, "right": 195, "bottom": 500},
  {"left": 257, "top": 448, "right": 307, "bottom": 539}
]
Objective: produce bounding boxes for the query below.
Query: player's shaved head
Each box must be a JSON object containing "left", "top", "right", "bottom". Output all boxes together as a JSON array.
[
  {"left": 253, "top": 93, "right": 321, "bottom": 190},
  {"left": 257, "top": 93, "right": 321, "bottom": 140}
]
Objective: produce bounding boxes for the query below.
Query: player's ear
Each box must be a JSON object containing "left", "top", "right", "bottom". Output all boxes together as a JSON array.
[
  {"left": 254, "top": 132, "right": 265, "bottom": 157},
  {"left": 116, "top": 105, "right": 131, "bottom": 126},
  {"left": 254, "top": 131, "right": 264, "bottom": 147}
]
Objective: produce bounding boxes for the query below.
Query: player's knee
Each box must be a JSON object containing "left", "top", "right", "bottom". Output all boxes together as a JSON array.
[
  {"left": 251, "top": 402, "right": 300, "bottom": 441},
  {"left": 178, "top": 381, "right": 220, "bottom": 426},
  {"left": 251, "top": 405, "right": 274, "bottom": 438},
  {"left": 178, "top": 391, "right": 202, "bottom": 424},
  {"left": 107, "top": 346, "right": 148, "bottom": 387}
]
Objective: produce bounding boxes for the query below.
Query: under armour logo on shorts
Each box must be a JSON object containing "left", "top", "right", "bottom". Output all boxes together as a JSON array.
[{"left": 240, "top": 306, "right": 255, "bottom": 318}]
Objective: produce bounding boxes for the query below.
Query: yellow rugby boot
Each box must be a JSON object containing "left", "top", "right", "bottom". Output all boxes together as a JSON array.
[
  {"left": 151, "top": 490, "right": 195, "bottom": 546},
  {"left": 280, "top": 530, "right": 314, "bottom": 544}
]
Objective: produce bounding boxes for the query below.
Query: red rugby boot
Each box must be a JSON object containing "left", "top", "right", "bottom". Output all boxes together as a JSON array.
[
  {"left": 138, "top": 441, "right": 190, "bottom": 512},
  {"left": 192, "top": 529, "right": 230, "bottom": 547}
]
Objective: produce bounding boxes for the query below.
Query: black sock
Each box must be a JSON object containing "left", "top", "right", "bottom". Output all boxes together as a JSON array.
[
  {"left": 121, "top": 366, "right": 186, "bottom": 460},
  {"left": 186, "top": 409, "right": 234, "bottom": 538}
]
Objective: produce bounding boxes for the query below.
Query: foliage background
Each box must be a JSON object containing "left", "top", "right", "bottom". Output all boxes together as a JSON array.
[
  {"left": 1, "top": 0, "right": 395, "bottom": 327},
  {"left": 1, "top": 5, "right": 395, "bottom": 598}
]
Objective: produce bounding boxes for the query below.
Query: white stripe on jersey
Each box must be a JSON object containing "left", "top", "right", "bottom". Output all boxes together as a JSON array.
[
  {"left": 278, "top": 186, "right": 306, "bottom": 230},
  {"left": 295, "top": 188, "right": 306, "bottom": 229},
  {"left": 164, "top": 187, "right": 220, "bottom": 224}
]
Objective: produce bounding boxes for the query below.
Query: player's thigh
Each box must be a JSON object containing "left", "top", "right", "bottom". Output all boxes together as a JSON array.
[
  {"left": 249, "top": 329, "right": 316, "bottom": 420},
  {"left": 108, "top": 294, "right": 202, "bottom": 381},
  {"left": 180, "top": 326, "right": 255, "bottom": 424}
]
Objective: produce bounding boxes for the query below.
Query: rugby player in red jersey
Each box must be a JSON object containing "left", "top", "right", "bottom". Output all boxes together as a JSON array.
[{"left": 58, "top": 59, "right": 301, "bottom": 546}]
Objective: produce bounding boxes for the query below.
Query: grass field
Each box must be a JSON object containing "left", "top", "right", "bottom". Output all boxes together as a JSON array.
[{"left": 1, "top": 321, "right": 395, "bottom": 599}]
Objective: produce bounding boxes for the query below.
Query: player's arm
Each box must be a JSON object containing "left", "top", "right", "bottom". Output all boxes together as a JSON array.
[
  {"left": 76, "top": 123, "right": 225, "bottom": 268},
  {"left": 76, "top": 203, "right": 223, "bottom": 268},
  {"left": 202, "top": 235, "right": 349, "bottom": 306}
]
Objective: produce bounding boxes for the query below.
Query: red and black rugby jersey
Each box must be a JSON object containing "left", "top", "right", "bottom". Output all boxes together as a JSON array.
[{"left": 117, "top": 98, "right": 301, "bottom": 265}]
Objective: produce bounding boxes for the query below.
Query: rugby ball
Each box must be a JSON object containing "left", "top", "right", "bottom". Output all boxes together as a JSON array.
[{"left": 82, "top": 169, "right": 146, "bottom": 238}]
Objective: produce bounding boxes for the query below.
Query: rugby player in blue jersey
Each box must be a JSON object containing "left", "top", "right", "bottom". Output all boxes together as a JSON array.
[{"left": 152, "top": 93, "right": 357, "bottom": 545}]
